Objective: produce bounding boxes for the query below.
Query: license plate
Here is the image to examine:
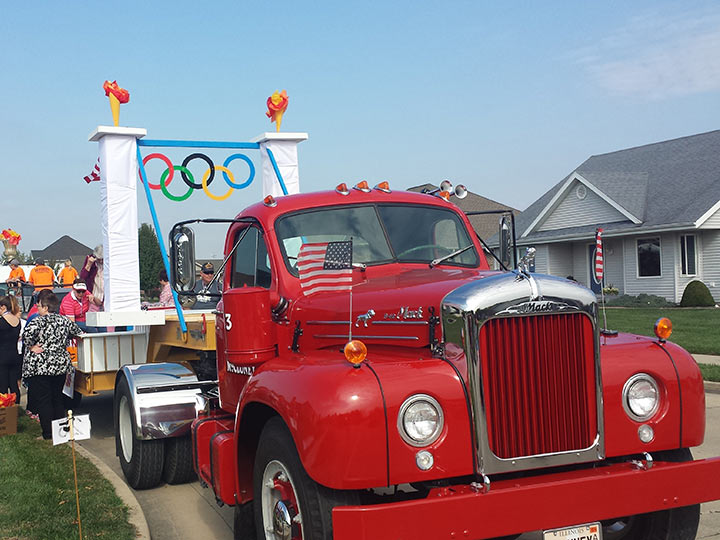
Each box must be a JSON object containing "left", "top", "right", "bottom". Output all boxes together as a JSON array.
[{"left": 543, "top": 522, "right": 602, "bottom": 540}]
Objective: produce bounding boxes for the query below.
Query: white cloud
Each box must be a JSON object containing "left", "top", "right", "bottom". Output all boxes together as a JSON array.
[{"left": 573, "top": 8, "right": 720, "bottom": 99}]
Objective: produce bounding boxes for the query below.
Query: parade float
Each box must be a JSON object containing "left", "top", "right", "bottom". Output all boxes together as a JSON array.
[{"left": 73, "top": 82, "right": 720, "bottom": 540}]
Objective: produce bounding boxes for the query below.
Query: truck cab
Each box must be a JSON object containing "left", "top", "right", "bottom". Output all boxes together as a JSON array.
[{"left": 115, "top": 183, "right": 720, "bottom": 540}]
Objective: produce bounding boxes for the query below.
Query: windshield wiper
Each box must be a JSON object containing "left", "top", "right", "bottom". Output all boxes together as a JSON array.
[{"left": 429, "top": 245, "right": 474, "bottom": 268}]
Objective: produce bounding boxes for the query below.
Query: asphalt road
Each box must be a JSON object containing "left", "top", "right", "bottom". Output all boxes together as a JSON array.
[{"left": 77, "top": 391, "right": 720, "bottom": 540}]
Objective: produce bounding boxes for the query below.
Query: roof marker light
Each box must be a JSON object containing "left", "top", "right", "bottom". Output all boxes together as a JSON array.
[
  {"left": 374, "top": 181, "right": 391, "bottom": 193},
  {"left": 354, "top": 181, "right": 371, "bottom": 193},
  {"left": 344, "top": 340, "right": 368, "bottom": 367},
  {"left": 263, "top": 195, "right": 277, "bottom": 207},
  {"left": 336, "top": 183, "right": 350, "bottom": 195},
  {"left": 438, "top": 191, "right": 451, "bottom": 201},
  {"left": 654, "top": 317, "right": 672, "bottom": 341}
]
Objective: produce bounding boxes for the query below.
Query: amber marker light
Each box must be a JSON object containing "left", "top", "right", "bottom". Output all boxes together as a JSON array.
[
  {"left": 374, "top": 181, "right": 391, "bottom": 193},
  {"left": 263, "top": 195, "right": 277, "bottom": 207},
  {"left": 344, "top": 340, "right": 368, "bottom": 367},
  {"left": 438, "top": 191, "right": 451, "bottom": 201},
  {"left": 354, "top": 180, "right": 371, "bottom": 192},
  {"left": 654, "top": 317, "right": 673, "bottom": 341},
  {"left": 336, "top": 183, "right": 350, "bottom": 195}
]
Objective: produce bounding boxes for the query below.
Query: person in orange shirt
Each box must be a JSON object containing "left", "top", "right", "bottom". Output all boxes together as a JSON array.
[
  {"left": 7, "top": 259, "right": 26, "bottom": 285},
  {"left": 58, "top": 259, "right": 79, "bottom": 288},
  {"left": 27, "top": 259, "right": 56, "bottom": 291}
]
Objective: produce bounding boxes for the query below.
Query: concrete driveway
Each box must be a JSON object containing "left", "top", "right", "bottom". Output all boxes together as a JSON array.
[{"left": 77, "top": 391, "right": 720, "bottom": 539}]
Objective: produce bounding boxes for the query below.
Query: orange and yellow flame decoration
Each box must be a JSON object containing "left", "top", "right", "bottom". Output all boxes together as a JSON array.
[
  {"left": 1, "top": 229, "right": 21, "bottom": 246},
  {"left": 103, "top": 80, "right": 130, "bottom": 126},
  {"left": 266, "top": 90, "right": 289, "bottom": 132}
]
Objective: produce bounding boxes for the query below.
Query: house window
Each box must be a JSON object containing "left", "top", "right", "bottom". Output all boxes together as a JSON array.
[
  {"left": 637, "top": 237, "right": 661, "bottom": 277},
  {"left": 680, "top": 235, "right": 697, "bottom": 275}
]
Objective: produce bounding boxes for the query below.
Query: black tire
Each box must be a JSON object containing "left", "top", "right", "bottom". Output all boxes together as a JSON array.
[
  {"left": 115, "top": 376, "right": 164, "bottom": 489},
  {"left": 163, "top": 436, "right": 197, "bottom": 485},
  {"left": 600, "top": 449, "right": 700, "bottom": 540},
  {"left": 252, "top": 417, "right": 359, "bottom": 540},
  {"left": 234, "top": 501, "right": 256, "bottom": 540}
]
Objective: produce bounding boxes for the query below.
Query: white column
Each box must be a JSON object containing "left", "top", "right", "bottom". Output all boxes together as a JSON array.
[
  {"left": 89, "top": 126, "right": 146, "bottom": 312},
  {"left": 251, "top": 132, "right": 308, "bottom": 197}
]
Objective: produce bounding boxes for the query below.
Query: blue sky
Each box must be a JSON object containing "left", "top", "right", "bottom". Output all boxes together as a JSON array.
[{"left": 2, "top": 1, "right": 720, "bottom": 257}]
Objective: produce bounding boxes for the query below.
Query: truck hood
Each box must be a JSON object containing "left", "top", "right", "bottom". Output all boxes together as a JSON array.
[{"left": 290, "top": 266, "right": 496, "bottom": 348}]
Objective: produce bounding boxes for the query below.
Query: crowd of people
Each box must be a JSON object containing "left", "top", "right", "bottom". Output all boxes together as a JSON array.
[{"left": 1, "top": 247, "right": 221, "bottom": 440}]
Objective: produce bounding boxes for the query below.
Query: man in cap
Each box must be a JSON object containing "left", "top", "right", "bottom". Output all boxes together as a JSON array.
[
  {"left": 7, "top": 259, "right": 26, "bottom": 286},
  {"left": 28, "top": 259, "right": 55, "bottom": 291},
  {"left": 58, "top": 258, "right": 79, "bottom": 288},
  {"left": 191, "top": 262, "right": 221, "bottom": 310},
  {"left": 59, "top": 278, "right": 96, "bottom": 332}
]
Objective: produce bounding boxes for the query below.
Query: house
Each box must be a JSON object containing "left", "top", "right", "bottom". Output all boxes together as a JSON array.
[
  {"left": 31, "top": 235, "right": 93, "bottom": 270},
  {"left": 505, "top": 130, "right": 720, "bottom": 303},
  {"left": 408, "top": 184, "right": 519, "bottom": 244}
]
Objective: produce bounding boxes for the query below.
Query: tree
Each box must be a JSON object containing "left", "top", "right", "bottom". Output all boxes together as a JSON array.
[{"left": 138, "top": 223, "right": 164, "bottom": 298}]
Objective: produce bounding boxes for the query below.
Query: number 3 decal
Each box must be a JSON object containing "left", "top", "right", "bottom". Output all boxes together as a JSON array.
[{"left": 225, "top": 313, "right": 232, "bottom": 331}]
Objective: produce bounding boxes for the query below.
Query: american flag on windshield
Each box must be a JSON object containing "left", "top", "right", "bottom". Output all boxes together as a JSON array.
[{"left": 297, "top": 240, "right": 353, "bottom": 295}]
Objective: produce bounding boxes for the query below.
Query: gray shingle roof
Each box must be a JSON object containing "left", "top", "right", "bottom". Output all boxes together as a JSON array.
[
  {"left": 515, "top": 130, "right": 720, "bottom": 243},
  {"left": 31, "top": 235, "right": 93, "bottom": 263}
]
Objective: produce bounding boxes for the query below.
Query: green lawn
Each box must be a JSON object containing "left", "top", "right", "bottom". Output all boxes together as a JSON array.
[
  {"left": 603, "top": 307, "right": 720, "bottom": 355},
  {"left": 0, "top": 411, "right": 136, "bottom": 540}
]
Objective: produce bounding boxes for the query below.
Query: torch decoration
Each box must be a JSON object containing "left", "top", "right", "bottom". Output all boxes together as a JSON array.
[
  {"left": 266, "top": 90, "right": 289, "bottom": 132},
  {"left": 103, "top": 80, "right": 130, "bottom": 127}
]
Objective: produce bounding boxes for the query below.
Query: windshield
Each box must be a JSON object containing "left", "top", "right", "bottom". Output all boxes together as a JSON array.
[{"left": 275, "top": 204, "right": 478, "bottom": 273}]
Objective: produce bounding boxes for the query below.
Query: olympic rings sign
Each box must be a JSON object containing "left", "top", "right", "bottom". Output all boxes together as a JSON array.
[{"left": 140, "top": 152, "right": 256, "bottom": 201}]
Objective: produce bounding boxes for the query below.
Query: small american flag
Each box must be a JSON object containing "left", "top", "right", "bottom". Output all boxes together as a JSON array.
[
  {"left": 84, "top": 158, "right": 100, "bottom": 183},
  {"left": 297, "top": 241, "right": 353, "bottom": 295},
  {"left": 594, "top": 228, "right": 604, "bottom": 284}
]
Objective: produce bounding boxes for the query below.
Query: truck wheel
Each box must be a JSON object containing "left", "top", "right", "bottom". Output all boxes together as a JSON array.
[
  {"left": 252, "top": 417, "right": 359, "bottom": 540},
  {"left": 163, "top": 436, "right": 196, "bottom": 485},
  {"left": 115, "top": 377, "right": 165, "bottom": 489},
  {"left": 234, "top": 501, "right": 256, "bottom": 540},
  {"left": 600, "top": 449, "right": 700, "bottom": 539}
]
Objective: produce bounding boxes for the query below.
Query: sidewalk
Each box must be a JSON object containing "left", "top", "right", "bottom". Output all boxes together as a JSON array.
[{"left": 694, "top": 354, "right": 720, "bottom": 394}]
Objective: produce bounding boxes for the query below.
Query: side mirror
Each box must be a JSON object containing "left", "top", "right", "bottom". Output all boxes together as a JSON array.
[
  {"left": 170, "top": 226, "right": 196, "bottom": 291},
  {"left": 499, "top": 215, "right": 512, "bottom": 269}
]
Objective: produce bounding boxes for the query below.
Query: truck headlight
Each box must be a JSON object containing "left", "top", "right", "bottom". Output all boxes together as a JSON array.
[
  {"left": 397, "top": 394, "right": 444, "bottom": 447},
  {"left": 623, "top": 374, "right": 660, "bottom": 421}
]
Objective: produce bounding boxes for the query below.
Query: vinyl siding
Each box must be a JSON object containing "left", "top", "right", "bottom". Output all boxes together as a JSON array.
[
  {"left": 537, "top": 181, "right": 628, "bottom": 232},
  {"left": 604, "top": 239, "right": 624, "bottom": 294},
  {"left": 573, "top": 242, "right": 590, "bottom": 288},
  {"left": 532, "top": 244, "right": 549, "bottom": 274},
  {"left": 700, "top": 206, "right": 720, "bottom": 229},
  {"left": 700, "top": 230, "right": 720, "bottom": 302},
  {"left": 623, "top": 233, "right": 676, "bottom": 301}
]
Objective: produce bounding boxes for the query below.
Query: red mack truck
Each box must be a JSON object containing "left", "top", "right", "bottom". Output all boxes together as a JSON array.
[{"left": 113, "top": 181, "right": 720, "bottom": 540}]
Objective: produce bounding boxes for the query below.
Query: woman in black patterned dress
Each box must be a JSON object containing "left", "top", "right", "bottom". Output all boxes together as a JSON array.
[{"left": 22, "top": 292, "right": 83, "bottom": 440}]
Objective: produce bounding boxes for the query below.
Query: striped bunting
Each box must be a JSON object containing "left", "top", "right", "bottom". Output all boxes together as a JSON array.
[
  {"left": 594, "top": 228, "right": 604, "bottom": 283},
  {"left": 297, "top": 241, "right": 353, "bottom": 295},
  {"left": 84, "top": 158, "right": 100, "bottom": 183}
]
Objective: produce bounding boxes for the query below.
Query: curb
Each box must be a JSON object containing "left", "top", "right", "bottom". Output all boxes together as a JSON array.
[
  {"left": 75, "top": 443, "right": 151, "bottom": 540},
  {"left": 705, "top": 381, "right": 720, "bottom": 395}
]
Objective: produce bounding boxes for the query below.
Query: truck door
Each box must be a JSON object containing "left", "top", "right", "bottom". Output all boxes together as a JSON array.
[{"left": 216, "top": 226, "right": 276, "bottom": 411}]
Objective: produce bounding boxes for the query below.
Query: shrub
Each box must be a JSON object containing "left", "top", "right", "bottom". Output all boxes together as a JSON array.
[
  {"left": 606, "top": 293, "right": 675, "bottom": 307},
  {"left": 680, "top": 280, "right": 716, "bottom": 307}
]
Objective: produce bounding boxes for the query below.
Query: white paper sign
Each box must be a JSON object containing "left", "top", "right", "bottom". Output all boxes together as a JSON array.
[
  {"left": 62, "top": 367, "right": 75, "bottom": 399},
  {"left": 52, "top": 414, "right": 91, "bottom": 446}
]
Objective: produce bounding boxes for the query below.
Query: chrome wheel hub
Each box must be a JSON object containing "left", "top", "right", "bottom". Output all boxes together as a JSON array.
[
  {"left": 261, "top": 460, "right": 303, "bottom": 540},
  {"left": 272, "top": 500, "right": 292, "bottom": 539}
]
